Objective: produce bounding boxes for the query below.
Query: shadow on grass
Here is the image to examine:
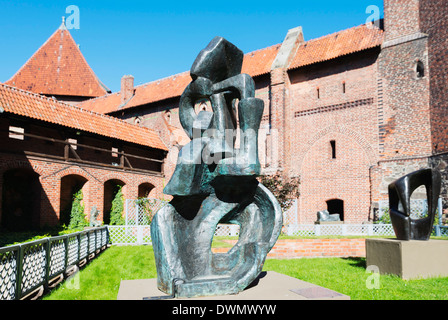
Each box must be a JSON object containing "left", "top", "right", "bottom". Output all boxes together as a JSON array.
[{"left": 342, "top": 257, "right": 366, "bottom": 269}]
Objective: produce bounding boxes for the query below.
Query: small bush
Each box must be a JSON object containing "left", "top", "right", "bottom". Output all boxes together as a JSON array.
[
  {"left": 68, "top": 189, "right": 88, "bottom": 229},
  {"left": 110, "top": 186, "right": 125, "bottom": 225}
]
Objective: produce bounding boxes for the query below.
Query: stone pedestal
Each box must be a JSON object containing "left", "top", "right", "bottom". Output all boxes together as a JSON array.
[
  {"left": 366, "top": 238, "right": 448, "bottom": 280},
  {"left": 314, "top": 221, "right": 343, "bottom": 225},
  {"left": 117, "top": 271, "right": 349, "bottom": 300}
]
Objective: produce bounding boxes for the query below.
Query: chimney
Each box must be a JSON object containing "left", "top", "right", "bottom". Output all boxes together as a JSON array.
[{"left": 121, "top": 75, "right": 134, "bottom": 103}]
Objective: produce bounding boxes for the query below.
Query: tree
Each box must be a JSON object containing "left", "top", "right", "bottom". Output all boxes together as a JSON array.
[
  {"left": 258, "top": 171, "right": 300, "bottom": 211},
  {"left": 110, "top": 185, "right": 125, "bottom": 225},
  {"left": 68, "top": 189, "right": 88, "bottom": 229}
]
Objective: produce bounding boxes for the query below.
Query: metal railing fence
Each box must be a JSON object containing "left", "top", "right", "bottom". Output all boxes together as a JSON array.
[{"left": 0, "top": 226, "right": 109, "bottom": 300}]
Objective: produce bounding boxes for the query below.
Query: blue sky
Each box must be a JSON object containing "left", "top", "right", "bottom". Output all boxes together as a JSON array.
[{"left": 0, "top": 0, "right": 383, "bottom": 93}]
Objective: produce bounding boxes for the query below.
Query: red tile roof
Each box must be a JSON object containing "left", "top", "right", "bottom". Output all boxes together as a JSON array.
[
  {"left": 242, "top": 43, "right": 282, "bottom": 77},
  {"left": 5, "top": 24, "right": 110, "bottom": 98},
  {"left": 0, "top": 83, "right": 167, "bottom": 150},
  {"left": 79, "top": 24, "right": 383, "bottom": 114},
  {"left": 78, "top": 44, "right": 281, "bottom": 114},
  {"left": 126, "top": 72, "right": 192, "bottom": 109},
  {"left": 288, "top": 23, "right": 384, "bottom": 70}
]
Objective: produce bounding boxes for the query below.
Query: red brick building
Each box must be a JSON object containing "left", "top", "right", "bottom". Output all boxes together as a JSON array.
[
  {"left": 1, "top": 21, "right": 171, "bottom": 231},
  {"left": 4, "top": 0, "right": 448, "bottom": 228},
  {"left": 78, "top": 0, "right": 448, "bottom": 225}
]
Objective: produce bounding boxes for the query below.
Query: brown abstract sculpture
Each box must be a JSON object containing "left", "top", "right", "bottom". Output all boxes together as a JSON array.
[{"left": 388, "top": 168, "right": 441, "bottom": 241}]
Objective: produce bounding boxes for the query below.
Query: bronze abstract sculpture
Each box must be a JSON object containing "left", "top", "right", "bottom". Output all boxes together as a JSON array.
[
  {"left": 150, "top": 37, "right": 282, "bottom": 298},
  {"left": 388, "top": 168, "right": 441, "bottom": 241}
]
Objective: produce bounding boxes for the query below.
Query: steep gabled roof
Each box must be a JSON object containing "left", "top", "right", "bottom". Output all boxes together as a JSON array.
[
  {"left": 5, "top": 22, "right": 110, "bottom": 97},
  {"left": 288, "top": 23, "right": 384, "bottom": 70},
  {"left": 0, "top": 83, "right": 167, "bottom": 151}
]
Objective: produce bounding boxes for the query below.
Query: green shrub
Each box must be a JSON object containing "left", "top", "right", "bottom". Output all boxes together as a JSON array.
[
  {"left": 68, "top": 189, "right": 88, "bottom": 229},
  {"left": 110, "top": 185, "right": 125, "bottom": 225}
]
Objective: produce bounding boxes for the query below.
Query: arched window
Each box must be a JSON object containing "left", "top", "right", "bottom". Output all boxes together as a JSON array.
[
  {"left": 2, "top": 169, "right": 42, "bottom": 231},
  {"left": 138, "top": 182, "right": 155, "bottom": 198},
  {"left": 103, "top": 179, "right": 125, "bottom": 225},
  {"left": 60, "top": 174, "right": 88, "bottom": 226},
  {"left": 416, "top": 60, "right": 425, "bottom": 78}
]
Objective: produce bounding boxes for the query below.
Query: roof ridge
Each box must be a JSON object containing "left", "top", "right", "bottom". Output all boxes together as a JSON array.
[
  {"left": 1, "top": 82, "right": 74, "bottom": 107},
  {"left": 133, "top": 70, "right": 191, "bottom": 90},
  {"left": 127, "top": 44, "right": 283, "bottom": 91},
  {"left": 78, "top": 89, "right": 120, "bottom": 105},
  {"left": 244, "top": 42, "right": 282, "bottom": 56},
  {"left": 302, "top": 22, "right": 382, "bottom": 44},
  {"left": 0, "top": 82, "right": 160, "bottom": 136}
]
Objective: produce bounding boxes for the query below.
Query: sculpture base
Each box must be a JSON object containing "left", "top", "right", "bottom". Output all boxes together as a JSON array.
[
  {"left": 117, "top": 271, "right": 349, "bottom": 300},
  {"left": 366, "top": 238, "right": 448, "bottom": 280},
  {"left": 314, "top": 221, "right": 343, "bottom": 225}
]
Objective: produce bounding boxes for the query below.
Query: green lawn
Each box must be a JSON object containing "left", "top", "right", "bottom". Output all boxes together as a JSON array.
[
  {"left": 43, "top": 245, "right": 157, "bottom": 300},
  {"left": 43, "top": 245, "right": 448, "bottom": 300}
]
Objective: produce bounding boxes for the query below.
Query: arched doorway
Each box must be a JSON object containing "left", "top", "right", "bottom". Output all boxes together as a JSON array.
[
  {"left": 60, "top": 175, "right": 88, "bottom": 226},
  {"left": 326, "top": 199, "right": 344, "bottom": 221},
  {"left": 138, "top": 183, "right": 155, "bottom": 198},
  {"left": 1, "top": 169, "right": 42, "bottom": 231},
  {"left": 103, "top": 179, "right": 125, "bottom": 225}
]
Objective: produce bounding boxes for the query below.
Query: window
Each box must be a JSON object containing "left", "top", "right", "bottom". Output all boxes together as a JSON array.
[
  {"left": 342, "top": 81, "right": 346, "bottom": 94},
  {"left": 112, "top": 147, "right": 119, "bottom": 158},
  {"left": 416, "top": 60, "right": 425, "bottom": 78},
  {"left": 9, "top": 126, "right": 24, "bottom": 140},
  {"left": 326, "top": 199, "right": 344, "bottom": 221},
  {"left": 330, "top": 140, "right": 336, "bottom": 159},
  {"left": 317, "top": 87, "right": 320, "bottom": 99}
]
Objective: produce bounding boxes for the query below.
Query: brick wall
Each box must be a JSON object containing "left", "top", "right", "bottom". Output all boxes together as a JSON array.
[
  {"left": 369, "top": 0, "right": 437, "bottom": 213},
  {"left": 383, "top": 0, "right": 421, "bottom": 41},
  {"left": 212, "top": 238, "right": 366, "bottom": 259},
  {"left": 377, "top": 38, "right": 431, "bottom": 160},
  {"left": 286, "top": 52, "right": 380, "bottom": 223},
  {"left": 0, "top": 117, "right": 167, "bottom": 229},
  {"left": 0, "top": 154, "right": 166, "bottom": 228},
  {"left": 419, "top": 0, "right": 448, "bottom": 153}
]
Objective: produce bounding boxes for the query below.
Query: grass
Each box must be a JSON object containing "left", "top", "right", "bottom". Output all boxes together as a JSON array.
[
  {"left": 43, "top": 245, "right": 448, "bottom": 300},
  {"left": 263, "top": 258, "right": 448, "bottom": 300},
  {"left": 43, "top": 245, "right": 157, "bottom": 300}
]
